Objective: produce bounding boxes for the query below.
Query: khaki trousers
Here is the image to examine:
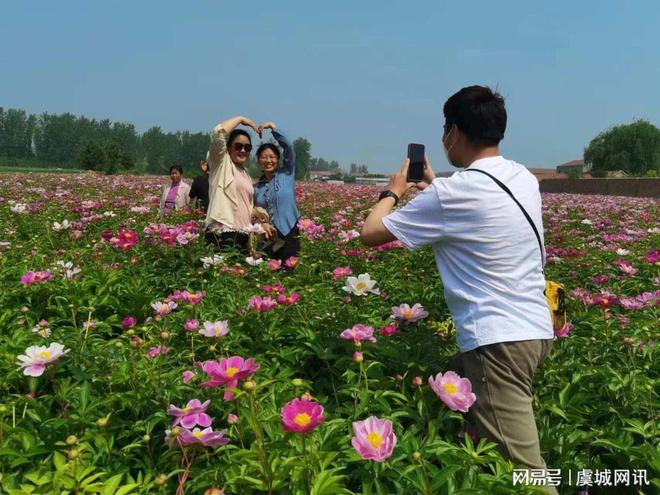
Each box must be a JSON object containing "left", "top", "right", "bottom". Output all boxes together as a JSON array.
[{"left": 450, "top": 339, "right": 558, "bottom": 495}]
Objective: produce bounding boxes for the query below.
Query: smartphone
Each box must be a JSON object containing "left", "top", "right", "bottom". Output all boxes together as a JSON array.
[{"left": 407, "top": 143, "right": 425, "bottom": 182}]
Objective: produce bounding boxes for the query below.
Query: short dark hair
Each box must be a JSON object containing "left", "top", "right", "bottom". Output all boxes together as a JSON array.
[
  {"left": 256, "top": 143, "right": 280, "bottom": 160},
  {"left": 443, "top": 86, "right": 506, "bottom": 147},
  {"left": 227, "top": 129, "right": 252, "bottom": 149},
  {"left": 169, "top": 165, "right": 183, "bottom": 174}
]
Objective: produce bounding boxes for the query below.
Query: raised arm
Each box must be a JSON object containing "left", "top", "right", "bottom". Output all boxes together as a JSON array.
[
  {"left": 208, "top": 116, "right": 260, "bottom": 171},
  {"left": 259, "top": 122, "right": 296, "bottom": 175}
]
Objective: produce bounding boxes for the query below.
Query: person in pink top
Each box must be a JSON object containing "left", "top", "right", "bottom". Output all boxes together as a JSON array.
[{"left": 159, "top": 165, "right": 191, "bottom": 218}]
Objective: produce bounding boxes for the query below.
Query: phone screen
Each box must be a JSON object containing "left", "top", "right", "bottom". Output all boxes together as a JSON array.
[{"left": 407, "top": 143, "right": 425, "bottom": 182}]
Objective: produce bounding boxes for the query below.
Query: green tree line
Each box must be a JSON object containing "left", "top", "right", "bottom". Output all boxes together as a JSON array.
[{"left": 0, "top": 107, "right": 344, "bottom": 179}]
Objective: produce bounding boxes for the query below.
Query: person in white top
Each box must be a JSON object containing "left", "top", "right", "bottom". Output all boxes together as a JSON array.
[{"left": 360, "top": 86, "right": 557, "bottom": 495}]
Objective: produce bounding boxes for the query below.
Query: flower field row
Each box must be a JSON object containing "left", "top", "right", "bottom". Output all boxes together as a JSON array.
[{"left": 0, "top": 172, "right": 658, "bottom": 494}]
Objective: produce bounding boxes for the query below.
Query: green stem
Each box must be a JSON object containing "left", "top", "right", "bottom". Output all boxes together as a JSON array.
[{"left": 248, "top": 392, "right": 273, "bottom": 494}]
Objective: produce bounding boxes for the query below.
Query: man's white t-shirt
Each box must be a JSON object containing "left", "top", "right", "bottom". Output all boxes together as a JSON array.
[{"left": 382, "top": 156, "right": 553, "bottom": 352}]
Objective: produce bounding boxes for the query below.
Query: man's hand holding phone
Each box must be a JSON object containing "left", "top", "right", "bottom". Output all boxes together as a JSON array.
[{"left": 387, "top": 156, "right": 435, "bottom": 198}]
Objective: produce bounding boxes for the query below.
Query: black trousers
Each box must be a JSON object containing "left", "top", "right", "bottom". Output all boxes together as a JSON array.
[
  {"left": 204, "top": 231, "right": 249, "bottom": 254},
  {"left": 266, "top": 226, "right": 300, "bottom": 261}
]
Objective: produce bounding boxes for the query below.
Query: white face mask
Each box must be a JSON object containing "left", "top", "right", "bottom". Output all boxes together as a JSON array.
[{"left": 443, "top": 127, "right": 456, "bottom": 165}]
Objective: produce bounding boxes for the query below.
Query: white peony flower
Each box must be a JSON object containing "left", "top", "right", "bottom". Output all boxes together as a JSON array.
[
  {"left": 245, "top": 256, "right": 264, "bottom": 266},
  {"left": 343, "top": 273, "right": 380, "bottom": 296},
  {"left": 200, "top": 254, "right": 224, "bottom": 269},
  {"left": 53, "top": 220, "right": 72, "bottom": 231}
]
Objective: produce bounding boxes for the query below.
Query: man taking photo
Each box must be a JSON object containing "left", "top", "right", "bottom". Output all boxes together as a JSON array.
[{"left": 360, "top": 85, "right": 557, "bottom": 494}]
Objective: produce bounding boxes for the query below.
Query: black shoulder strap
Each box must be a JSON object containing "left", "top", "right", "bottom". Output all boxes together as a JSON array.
[{"left": 465, "top": 168, "right": 545, "bottom": 264}]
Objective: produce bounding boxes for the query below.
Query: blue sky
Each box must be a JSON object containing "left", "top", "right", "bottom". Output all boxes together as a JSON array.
[{"left": 1, "top": 1, "right": 659, "bottom": 172}]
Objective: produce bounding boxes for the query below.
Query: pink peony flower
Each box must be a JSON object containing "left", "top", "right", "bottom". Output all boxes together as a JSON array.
[
  {"left": 391, "top": 303, "right": 429, "bottom": 323},
  {"left": 591, "top": 293, "right": 618, "bottom": 309},
  {"left": 276, "top": 292, "right": 300, "bottom": 306},
  {"left": 167, "top": 399, "right": 212, "bottom": 428},
  {"left": 281, "top": 398, "right": 325, "bottom": 433},
  {"left": 199, "top": 320, "right": 230, "bottom": 338},
  {"left": 151, "top": 300, "right": 177, "bottom": 315},
  {"left": 122, "top": 315, "right": 137, "bottom": 329},
  {"left": 618, "top": 296, "right": 644, "bottom": 310},
  {"left": 184, "top": 319, "right": 200, "bottom": 332},
  {"left": 20, "top": 271, "right": 53, "bottom": 285},
  {"left": 645, "top": 249, "right": 660, "bottom": 264},
  {"left": 182, "top": 290, "right": 205, "bottom": 305},
  {"left": 333, "top": 266, "right": 352, "bottom": 281},
  {"left": 263, "top": 282, "right": 285, "bottom": 294},
  {"left": 182, "top": 370, "right": 196, "bottom": 384},
  {"left": 353, "top": 351, "right": 364, "bottom": 362},
  {"left": 200, "top": 356, "right": 260, "bottom": 400},
  {"left": 284, "top": 256, "right": 299, "bottom": 269},
  {"left": 17, "top": 342, "right": 69, "bottom": 377},
  {"left": 148, "top": 345, "right": 170, "bottom": 358},
  {"left": 166, "top": 426, "right": 229, "bottom": 448},
  {"left": 249, "top": 295, "right": 278, "bottom": 312},
  {"left": 379, "top": 324, "right": 397, "bottom": 337},
  {"left": 351, "top": 417, "right": 397, "bottom": 462},
  {"left": 267, "top": 259, "right": 282, "bottom": 271},
  {"left": 428, "top": 371, "right": 476, "bottom": 413},
  {"left": 227, "top": 413, "right": 238, "bottom": 424},
  {"left": 109, "top": 229, "right": 138, "bottom": 251},
  {"left": 591, "top": 275, "right": 610, "bottom": 285},
  {"left": 340, "top": 324, "right": 376, "bottom": 344},
  {"left": 613, "top": 258, "right": 638, "bottom": 276},
  {"left": 554, "top": 322, "right": 574, "bottom": 338}
]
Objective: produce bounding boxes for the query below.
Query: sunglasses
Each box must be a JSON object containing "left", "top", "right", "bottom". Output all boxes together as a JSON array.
[{"left": 232, "top": 143, "right": 253, "bottom": 153}]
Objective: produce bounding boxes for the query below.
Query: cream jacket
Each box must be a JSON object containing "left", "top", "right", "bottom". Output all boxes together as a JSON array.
[
  {"left": 205, "top": 126, "right": 248, "bottom": 230},
  {"left": 158, "top": 180, "right": 191, "bottom": 217}
]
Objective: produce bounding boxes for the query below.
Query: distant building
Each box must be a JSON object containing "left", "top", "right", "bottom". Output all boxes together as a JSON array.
[
  {"left": 309, "top": 170, "right": 334, "bottom": 181},
  {"left": 556, "top": 159, "right": 592, "bottom": 174}
]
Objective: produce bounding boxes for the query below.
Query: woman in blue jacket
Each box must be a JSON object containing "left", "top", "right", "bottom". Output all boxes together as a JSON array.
[{"left": 254, "top": 121, "right": 300, "bottom": 261}]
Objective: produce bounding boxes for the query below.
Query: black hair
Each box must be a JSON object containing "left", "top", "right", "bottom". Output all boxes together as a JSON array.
[
  {"left": 256, "top": 143, "right": 281, "bottom": 160},
  {"left": 227, "top": 129, "right": 252, "bottom": 149},
  {"left": 443, "top": 86, "right": 507, "bottom": 147},
  {"left": 169, "top": 165, "right": 183, "bottom": 174}
]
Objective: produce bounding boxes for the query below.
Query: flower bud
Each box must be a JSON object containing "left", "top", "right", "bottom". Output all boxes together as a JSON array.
[
  {"left": 204, "top": 488, "right": 225, "bottom": 495},
  {"left": 159, "top": 331, "right": 170, "bottom": 340},
  {"left": 66, "top": 435, "right": 78, "bottom": 445},
  {"left": 209, "top": 345, "right": 217, "bottom": 352},
  {"left": 291, "top": 378, "right": 304, "bottom": 387},
  {"left": 412, "top": 376, "right": 423, "bottom": 387},
  {"left": 67, "top": 449, "right": 79, "bottom": 459},
  {"left": 155, "top": 474, "right": 168, "bottom": 486},
  {"left": 125, "top": 329, "right": 135, "bottom": 336},
  {"left": 20, "top": 306, "right": 29, "bottom": 314},
  {"left": 243, "top": 380, "right": 256, "bottom": 391},
  {"left": 227, "top": 413, "right": 238, "bottom": 424},
  {"left": 353, "top": 351, "right": 363, "bottom": 363},
  {"left": 0, "top": 405, "right": 7, "bottom": 414},
  {"left": 96, "top": 417, "right": 109, "bottom": 428},
  {"left": 411, "top": 451, "right": 422, "bottom": 463},
  {"left": 300, "top": 392, "right": 313, "bottom": 401},
  {"left": 143, "top": 434, "right": 151, "bottom": 443}
]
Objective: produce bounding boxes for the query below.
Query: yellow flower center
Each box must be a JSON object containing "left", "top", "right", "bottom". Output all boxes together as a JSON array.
[
  {"left": 355, "top": 282, "right": 366, "bottom": 291},
  {"left": 192, "top": 431, "right": 204, "bottom": 438},
  {"left": 403, "top": 310, "right": 414, "bottom": 319},
  {"left": 37, "top": 351, "right": 51, "bottom": 360},
  {"left": 183, "top": 406, "right": 192, "bottom": 412},
  {"left": 367, "top": 432, "right": 382, "bottom": 448},
  {"left": 443, "top": 383, "right": 458, "bottom": 394},
  {"left": 294, "top": 413, "right": 312, "bottom": 427},
  {"left": 225, "top": 367, "right": 239, "bottom": 378}
]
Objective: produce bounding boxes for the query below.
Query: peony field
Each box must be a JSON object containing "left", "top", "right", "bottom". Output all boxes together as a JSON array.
[{"left": 0, "top": 173, "right": 658, "bottom": 494}]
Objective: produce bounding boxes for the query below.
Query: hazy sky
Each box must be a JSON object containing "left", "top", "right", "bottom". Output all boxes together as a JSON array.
[{"left": 2, "top": 1, "right": 659, "bottom": 172}]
